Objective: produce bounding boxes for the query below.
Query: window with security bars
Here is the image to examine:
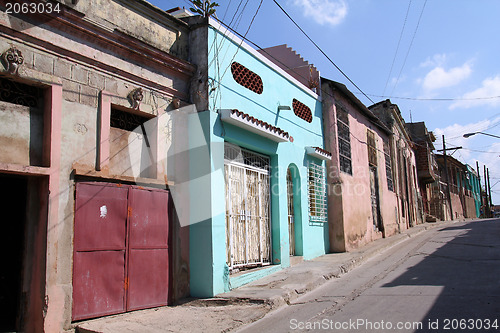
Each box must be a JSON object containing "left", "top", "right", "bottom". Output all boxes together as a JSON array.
[
  {"left": 308, "top": 163, "right": 328, "bottom": 222},
  {"left": 384, "top": 140, "right": 394, "bottom": 192},
  {"left": 367, "top": 130, "right": 377, "bottom": 167},
  {"left": 0, "top": 76, "right": 43, "bottom": 107},
  {"left": 224, "top": 142, "right": 270, "bottom": 170},
  {"left": 336, "top": 105, "right": 352, "bottom": 175}
]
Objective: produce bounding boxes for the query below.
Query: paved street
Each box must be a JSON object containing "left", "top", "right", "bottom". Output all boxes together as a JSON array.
[{"left": 237, "top": 219, "right": 500, "bottom": 333}]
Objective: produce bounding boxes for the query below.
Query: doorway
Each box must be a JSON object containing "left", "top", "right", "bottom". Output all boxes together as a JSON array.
[
  {"left": 369, "top": 166, "right": 383, "bottom": 232},
  {"left": 72, "top": 182, "right": 171, "bottom": 321},
  {"left": 224, "top": 143, "right": 271, "bottom": 271},
  {"left": 0, "top": 175, "right": 27, "bottom": 331},
  {"left": 287, "top": 168, "right": 295, "bottom": 256}
]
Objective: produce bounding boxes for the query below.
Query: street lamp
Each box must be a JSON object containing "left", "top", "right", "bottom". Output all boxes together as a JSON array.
[{"left": 463, "top": 131, "right": 500, "bottom": 139}]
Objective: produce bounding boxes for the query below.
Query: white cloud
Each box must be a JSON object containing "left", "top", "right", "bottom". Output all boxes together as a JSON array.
[
  {"left": 450, "top": 75, "right": 500, "bottom": 110},
  {"left": 292, "top": 0, "right": 347, "bottom": 26},
  {"left": 434, "top": 119, "right": 500, "bottom": 205},
  {"left": 420, "top": 54, "right": 448, "bottom": 68},
  {"left": 434, "top": 117, "right": 500, "bottom": 165},
  {"left": 422, "top": 62, "right": 472, "bottom": 92}
]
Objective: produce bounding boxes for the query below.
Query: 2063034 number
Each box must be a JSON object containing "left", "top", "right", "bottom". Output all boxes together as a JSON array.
[
  {"left": 443, "top": 319, "right": 499, "bottom": 330},
  {"left": 5, "top": 1, "right": 61, "bottom": 15}
]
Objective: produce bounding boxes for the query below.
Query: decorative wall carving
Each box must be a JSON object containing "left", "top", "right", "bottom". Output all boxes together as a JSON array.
[
  {"left": 2, "top": 47, "right": 24, "bottom": 75},
  {"left": 128, "top": 88, "right": 144, "bottom": 110}
]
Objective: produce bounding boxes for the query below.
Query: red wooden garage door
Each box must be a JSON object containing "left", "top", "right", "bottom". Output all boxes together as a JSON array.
[{"left": 73, "top": 183, "right": 170, "bottom": 321}]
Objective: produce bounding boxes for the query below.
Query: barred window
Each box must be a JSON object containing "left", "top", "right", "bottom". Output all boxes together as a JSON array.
[
  {"left": 0, "top": 77, "right": 43, "bottom": 107},
  {"left": 308, "top": 163, "right": 327, "bottom": 222},
  {"left": 336, "top": 105, "right": 352, "bottom": 175},
  {"left": 367, "top": 130, "right": 377, "bottom": 167},
  {"left": 384, "top": 140, "right": 394, "bottom": 192},
  {"left": 110, "top": 108, "right": 150, "bottom": 131}
]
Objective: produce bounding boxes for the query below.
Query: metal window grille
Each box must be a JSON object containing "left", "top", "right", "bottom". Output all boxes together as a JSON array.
[
  {"left": 336, "top": 105, "right": 352, "bottom": 175},
  {"left": 224, "top": 143, "right": 270, "bottom": 171},
  {"left": 384, "top": 140, "right": 394, "bottom": 192},
  {"left": 224, "top": 143, "right": 271, "bottom": 270},
  {"left": 0, "top": 77, "right": 43, "bottom": 108},
  {"left": 110, "top": 108, "right": 150, "bottom": 132},
  {"left": 308, "top": 163, "right": 328, "bottom": 222}
]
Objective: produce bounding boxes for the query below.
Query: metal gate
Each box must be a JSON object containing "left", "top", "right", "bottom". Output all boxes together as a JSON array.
[
  {"left": 73, "top": 182, "right": 170, "bottom": 321},
  {"left": 224, "top": 143, "right": 271, "bottom": 270},
  {"left": 287, "top": 168, "right": 295, "bottom": 256}
]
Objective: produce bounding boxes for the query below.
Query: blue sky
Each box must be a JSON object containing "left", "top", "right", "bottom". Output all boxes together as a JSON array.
[{"left": 156, "top": 0, "right": 500, "bottom": 205}]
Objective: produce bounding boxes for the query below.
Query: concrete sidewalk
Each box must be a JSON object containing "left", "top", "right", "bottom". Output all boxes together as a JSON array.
[{"left": 76, "top": 220, "right": 458, "bottom": 333}]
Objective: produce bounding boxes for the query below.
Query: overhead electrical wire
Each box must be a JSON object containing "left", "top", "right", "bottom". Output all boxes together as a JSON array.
[
  {"left": 390, "top": 0, "right": 427, "bottom": 96},
  {"left": 383, "top": 0, "right": 412, "bottom": 96},
  {"left": 218, "top": 0, "right": 263, "bottom": 81},
  {"left": 363, "top": 93, "right": 500, "bottom": 102},
  {"left": 271, "top": 0, "right": 375, "bottom": 104}
]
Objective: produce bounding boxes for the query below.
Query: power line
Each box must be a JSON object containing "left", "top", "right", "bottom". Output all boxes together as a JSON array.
[
  {"left": 363, "top": 93, "right": 500, "bottom": 102},
  {"left": 390, "top": 0, "right": 427, "bottom": 96},
  {"left": 383, "top": 0, "right": 412, "bottom": 96},
  {"left": 271, "top": 0, "right": 375, "bottom": 104},
  {"left": 219, "top": 0, "right": 263, "bottom": 81}
]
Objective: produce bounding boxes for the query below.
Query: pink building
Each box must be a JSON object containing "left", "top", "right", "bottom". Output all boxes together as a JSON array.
[
  {"left": 322, "top": 80, "right": 400, "bottom": 252},
  {"left": 369, "top": 100, "right": 422, "bottom": 229}
]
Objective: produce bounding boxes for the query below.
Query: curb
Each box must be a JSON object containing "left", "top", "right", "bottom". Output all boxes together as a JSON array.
[{"left": 218, "top": 220, "right": 459, "bottom": 310}]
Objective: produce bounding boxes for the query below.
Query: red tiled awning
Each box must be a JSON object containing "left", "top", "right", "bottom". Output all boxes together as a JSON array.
[
  {"left": 305, "top": 146, "right": 332, "bottom": 160},
  {"left": 220, "top": 109, "right": 290, "bottom": 142}
]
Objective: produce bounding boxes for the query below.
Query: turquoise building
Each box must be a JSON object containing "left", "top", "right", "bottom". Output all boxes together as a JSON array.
[
  {"left": 465, "top": 164, "right": 481, "bottom": 217},
  {"left": 186, "top": 16, "right": 330, "bottom": 297}
]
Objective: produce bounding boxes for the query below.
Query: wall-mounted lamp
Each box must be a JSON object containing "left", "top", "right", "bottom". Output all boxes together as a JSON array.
[{"left": 278, "top": 105, "right": 291, "bottom": 111}]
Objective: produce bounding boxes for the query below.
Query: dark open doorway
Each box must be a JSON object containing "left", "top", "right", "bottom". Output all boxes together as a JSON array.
[
  {"left": 0, "top": 174, "right": 47, "bottom": 333},
  {"left": 0, "top": 175, "right": 28, "bottom": 332}
]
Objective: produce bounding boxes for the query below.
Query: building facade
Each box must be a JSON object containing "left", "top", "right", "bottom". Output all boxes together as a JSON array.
[
  {"left": 0, "top": 1, "right": 194, "bottom": 331},
  {"left": 435, "top": 155, "right": 479, "bottom": 220},
  {"left": 186, "top": 16, "right": 329, "bottom": 297},
  {"left": 369, "top": 100, "right": 422, "bottom": 229},
  {"left": 322, "top": 79, "right": 399, "bottom": 252},
  {"left": 464, "top": 164, "right": 481, "bottom": 218},
  {"left": 406, "top": 122, "right": 440, "bottom": 222}
]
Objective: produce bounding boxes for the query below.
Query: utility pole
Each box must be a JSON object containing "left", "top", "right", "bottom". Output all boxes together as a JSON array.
[
  {"left": 441, "top": 135, "right": 454, "bottom": 220},
  {"left": 487, "top": 167, "right": 493, "bottom": 209},
  {"left": 477, "top": 161, "right": 483, "bottom": 217},
  {"left": 437, "top": 136, "right": 463, "bottom": 220},
  {"left": 484, "top": 165, "right": 491, "bottom": 217}
]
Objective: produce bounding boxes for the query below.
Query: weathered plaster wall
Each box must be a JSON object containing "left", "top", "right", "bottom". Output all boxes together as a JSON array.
[
  {"left": 450, "top": 193, "right": 465, "bottom": 220},
  {"left": 369, "top": 102, "right": 420, "bottom": 231},
  {"left": 188, "top": 20, "right": 328, "bottom": 297},
  {"left": 0, "top": 1, "right": 193, "bottom": 331},
  {"left": 0, "top": 101, "right": 44, "bottom": 166},
  {"left": 323, "top": 87, "right": 398, "bottom": 252}
]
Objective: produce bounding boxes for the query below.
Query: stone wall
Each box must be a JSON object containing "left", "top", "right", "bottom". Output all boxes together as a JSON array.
[{"left": 0, "top": 1, "right": 194, "bottom": 331}]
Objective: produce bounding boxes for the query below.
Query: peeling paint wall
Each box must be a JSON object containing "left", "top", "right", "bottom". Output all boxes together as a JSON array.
[
  {"left": 0, "top": 1, "right": 193, "bottom": 331},
  {"left": 322, "top": 83, "right": 398, "bottom": 252}
]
